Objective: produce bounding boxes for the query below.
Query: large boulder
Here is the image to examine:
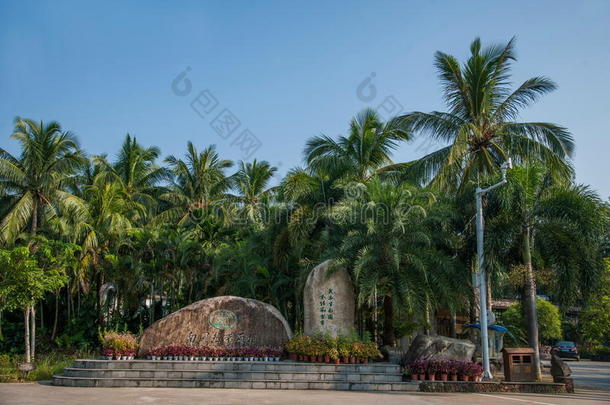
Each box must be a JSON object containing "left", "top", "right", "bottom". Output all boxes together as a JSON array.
[
  {"left": 401, "top": 334, "right": 476, "bottom": 365},
  {"left": 304, "top": 260, "right": 355, "bottom": 337},
  {"left": 138, "top": 296, "right": 292, "bottom": 355}
]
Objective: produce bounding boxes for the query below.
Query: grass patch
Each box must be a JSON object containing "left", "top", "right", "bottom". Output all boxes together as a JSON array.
[{"left": 0, "top": 351, "right": 94, "bottom": 382}]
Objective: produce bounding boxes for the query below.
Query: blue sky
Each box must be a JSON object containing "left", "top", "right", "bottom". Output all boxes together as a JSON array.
[{"left": 1, "top": 0, "right": 609, "bottom": 195}]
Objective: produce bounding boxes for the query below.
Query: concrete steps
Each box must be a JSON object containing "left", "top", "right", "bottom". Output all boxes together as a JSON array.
[{"left": 53, "top": 360, "right": 419, "bottom": 391}]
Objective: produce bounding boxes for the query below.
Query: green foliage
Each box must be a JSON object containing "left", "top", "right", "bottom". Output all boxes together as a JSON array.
[
  {"left": 0, "top": 246, "right": 67, "bottom": 312},
  {"left": 0, "top": 351, "right": 93, "bottom": 382},
  {"left": 0, "top": 38, "right": 607, "bottom": 362},
  {"left": 578, "top": 259, "right": 610, "bottom": 347},
  {"left": 399, "top": 37, "right": 574, "bottom": 191},
  {"left": 500, "top": 299, "right": 562, "bottom": 345}
]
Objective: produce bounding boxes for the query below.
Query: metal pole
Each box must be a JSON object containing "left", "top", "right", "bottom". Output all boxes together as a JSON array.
[{"left": 476, "top": 188, "right": 492, "bottom": 379}]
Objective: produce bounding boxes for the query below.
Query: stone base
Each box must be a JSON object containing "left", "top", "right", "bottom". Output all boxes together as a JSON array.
[
  {"left": 553, "top": 376, "right": 574, "bottom": 393},
  {"left": 53, "top": 359, "right": 419, "bottom": 392},
  {"left": 419, "top": 381, "right": 567, "bottom": 393}
]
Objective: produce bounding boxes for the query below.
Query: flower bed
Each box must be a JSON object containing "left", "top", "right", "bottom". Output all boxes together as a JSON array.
[
  {"left": 284, "top": 334, "right": 382, "bottom": 364},
  {"left": 140, "top": 346, "right": 283, "bottom": 361},
  {"left": 99, "top": 332, "right": 138, "bottom": 360},
  {"left": 403, "top": 359, "right": 483, "bottom": 382}
]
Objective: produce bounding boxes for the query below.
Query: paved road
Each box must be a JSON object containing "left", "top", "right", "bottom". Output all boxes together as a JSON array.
[
  {"left": 0, "top": 383, "right": 609, "bottom": 405},
  {"left": 542, "top": 360, "right": 610, "bottom": 391}
]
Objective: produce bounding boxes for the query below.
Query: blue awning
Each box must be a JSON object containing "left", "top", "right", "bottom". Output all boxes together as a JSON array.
[{"left": 467, "top": 323, "right": 508, "bottom": 332}]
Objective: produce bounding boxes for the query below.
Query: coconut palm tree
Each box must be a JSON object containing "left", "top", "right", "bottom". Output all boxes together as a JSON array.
[
  {"left": 230, "top": 159, "right": 277, "bottom": 223},
  {"left": 157, "top": 143, "right": 233, "bottom": 226},
  {"left": 0, "top": 118, "right": 86, "bottom": 244},
  {"left": 94, "top": 134, "right": 169, "bottom": 220},
  {"left": 398, "top": 38, "right": 574, "bottom": 190},
  {"left": 486, "top": 164, "right": 607, "bottom": 379},
  {"left": 305, "top": 108, "right": 411, "bottom": 182},
  {"left": 327, "top": 178, "right": 465, "bottom": 345}
]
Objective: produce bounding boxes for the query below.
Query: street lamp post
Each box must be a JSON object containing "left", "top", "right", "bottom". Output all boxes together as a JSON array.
[{"left": 475, "top": 158, "right": 512, "bottom": 380}]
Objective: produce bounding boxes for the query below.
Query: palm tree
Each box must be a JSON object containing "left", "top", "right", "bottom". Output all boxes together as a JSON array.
[
  {"left": 328, "top": 178, "right": 465, "bottom": 345},
  {"left": 486, "top": 165, "right": 607, "bottom": 379},
  {"left": 0, "top": 118, "right": 86, "bottom": 244},
  {"left": 94, "top": 134, "right": 169, "bottom": 220},
  {"left": 305, "top": 108, "right": 411, "bottom": 182},
  {"left": 398, "top": 38, "right": 574, "bottom": 190},
  {"left": 230, "top": 159, "right": 277, "bottom": 223},
  {"left": 158, "top": 143, "right": 233, "bottom": 226}
]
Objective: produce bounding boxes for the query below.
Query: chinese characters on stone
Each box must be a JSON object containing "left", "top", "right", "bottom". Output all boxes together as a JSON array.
[{"left": 319, "top": 288, "right": 336, "bottom": 326}]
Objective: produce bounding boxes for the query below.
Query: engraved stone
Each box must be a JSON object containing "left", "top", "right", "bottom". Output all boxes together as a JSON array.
[
  {"left": 138, "top": 296, "right": 292, "bottom": 355},
  {"left": 304, "top": 260, "right": 355, "bottom": 336}
]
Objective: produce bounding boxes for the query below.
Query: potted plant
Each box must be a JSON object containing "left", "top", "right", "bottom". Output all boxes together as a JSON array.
[
  {"left": 338, "top": 346, "right": 350, "bottom": 364},
  {"left": 101, "top": 348, "right": 114, "bottom": 360},
  {"left": 328, "top": 348, "right": 340, "bottom": 365},
  {"left": 411, "top": 360, "right": 426, "bottom": 380},
  {"left": 448, "top": 360, "right": 459, "bottom": 381},
  {"left": 402, "top": 365, "right": 413, "bottom": 381},
  {"left": 436, "top": 359, "right": 449, "bottom": 381},
  {"left": 425, "top": 360, "right": 437, "bottom": 381},
  {"left": 471, "top": 363, "right": 483, "bottom": 382},
  {"left": 458, "top": 361, "right": 471, "bottom": 381}
]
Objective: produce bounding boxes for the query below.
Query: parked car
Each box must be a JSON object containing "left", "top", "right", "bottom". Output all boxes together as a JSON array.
[{"left": 551, "top": 341, "right": 580, "bottom": 361}]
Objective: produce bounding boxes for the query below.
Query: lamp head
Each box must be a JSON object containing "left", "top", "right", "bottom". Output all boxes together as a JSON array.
[{"left": 500, "top": 158, "right": 512, "bottom": 179}]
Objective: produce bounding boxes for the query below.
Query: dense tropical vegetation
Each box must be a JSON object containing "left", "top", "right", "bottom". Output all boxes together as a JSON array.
[{"left": 0, "top": 38, "right": 608, "bottom": 381}]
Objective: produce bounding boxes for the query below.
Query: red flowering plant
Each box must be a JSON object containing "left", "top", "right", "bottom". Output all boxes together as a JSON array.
[
  {"left": 101, "top": 348, "right": 114, "bottom": 358},
  {"left": 435, "top": 359, "right": 450, "bottom": 375},
  {"left": 470, "top": 362, "right": 483, "bottom": 378},
  {"left": 425, "top": 360, "right": 438, "bottom": 375},
  {"left": 447, "top": 360, "right": 460, "bottom": 375},
  {"left": 458, "top": 360, "right": 474, "bottom": 377},
  {"left": 410, "top": 360, "right": 426, "bottom": 375}
]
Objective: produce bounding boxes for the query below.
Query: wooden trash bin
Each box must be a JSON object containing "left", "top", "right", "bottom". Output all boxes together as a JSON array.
[{"left": 502, "top": 348, "right": 536, "bottom": 381}]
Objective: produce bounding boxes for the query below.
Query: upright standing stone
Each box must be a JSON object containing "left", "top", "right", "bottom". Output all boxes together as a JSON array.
[
  {"left": 304, "top": 260, "right": 355, "bottom": 336},
  {"left": 138, "top": 296, "right": 292, "bottom": 355}
]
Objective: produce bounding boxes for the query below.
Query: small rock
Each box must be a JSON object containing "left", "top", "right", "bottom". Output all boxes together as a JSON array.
[{"left": 550, "top": 352, "right": 572, "bottom": 377}]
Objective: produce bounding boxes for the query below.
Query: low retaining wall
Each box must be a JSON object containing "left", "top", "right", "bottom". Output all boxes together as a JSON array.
[{"left": 419, "top": 381, "right": 566, "bottom": 393}]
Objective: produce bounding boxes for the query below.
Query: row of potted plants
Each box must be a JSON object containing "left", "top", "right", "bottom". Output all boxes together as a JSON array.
[
  {"left": 285, "top": 334, "right": 382, "bottom": 364},
  {"left": 99, "top": 331, "right": 139, "bottom": 360},
  {"left": 141, "top": 346, "right": 283, "bottom": 361},
  {"left": 403, "top": 359, "right": 484, "bottom": 382}
]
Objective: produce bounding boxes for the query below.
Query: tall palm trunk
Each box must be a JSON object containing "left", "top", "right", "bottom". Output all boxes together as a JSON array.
[
  {"left": 383, "top": 296, "right": 395, "bottom": 346},
  {"left": 30, "top": 306, "right": 36, "bottom": 361},
  {"left": 51, "top": 289, "right": 60, "bottom": 340},
  {"left": 522, "top": 225, "right": 541, "bottom": 380},
  {"left": 30, "top": 199, "right": 38, "bottom": 234},
  {"left": 23, "top": 308, "right": 31, "bottom": 363}
]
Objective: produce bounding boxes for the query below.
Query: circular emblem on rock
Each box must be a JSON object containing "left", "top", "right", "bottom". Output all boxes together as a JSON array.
[{"left": 208, "top": 309, "right": 237, "bottom": 330}]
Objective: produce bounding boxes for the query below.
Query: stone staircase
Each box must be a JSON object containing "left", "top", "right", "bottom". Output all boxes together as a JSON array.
[{"left": 53, "top": 360, "right": 419, "bottom": 391}]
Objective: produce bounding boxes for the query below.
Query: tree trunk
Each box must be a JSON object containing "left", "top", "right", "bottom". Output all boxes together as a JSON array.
[
  {"left": 30, "top": 306, "right": 36, "bottom": 361},
  {"left": 382, "top": 296, "right": 395, "bottom": 346},
  {"left": 149, "top": 282, "right": 155, "bottom": 325},
  {"left": 450, "top": 311, "right": 457, "bottom": 338},
  {"left": 24, "top": 308, "right": 31, "bottom": 363},
  {"left": 30, "top": 199, "right": 38, "bottom": 234},
  {"left": 39, "top": 301, "right": 44, "bottom": 330},
  {"left": 487, "top": 276, "right": 493, "bottom": 312},
  {"left": 51, "top": 290, "right": 59, "bottom": 341},
  {"left": 522, "top": 226, "right": 541, "bottom": 380}
]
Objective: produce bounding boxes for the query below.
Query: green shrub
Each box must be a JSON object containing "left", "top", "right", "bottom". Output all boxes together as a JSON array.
[{"left": 500, "top": 298, "right": 562, "bottom": 346}]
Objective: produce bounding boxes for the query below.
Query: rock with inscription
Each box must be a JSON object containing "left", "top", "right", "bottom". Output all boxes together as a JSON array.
[
  {"left": 138, "top": 296, "right": 292, "bottom": 355},
  {"left": 304, "top": 260, "right": 355, "bottom": 336}
]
